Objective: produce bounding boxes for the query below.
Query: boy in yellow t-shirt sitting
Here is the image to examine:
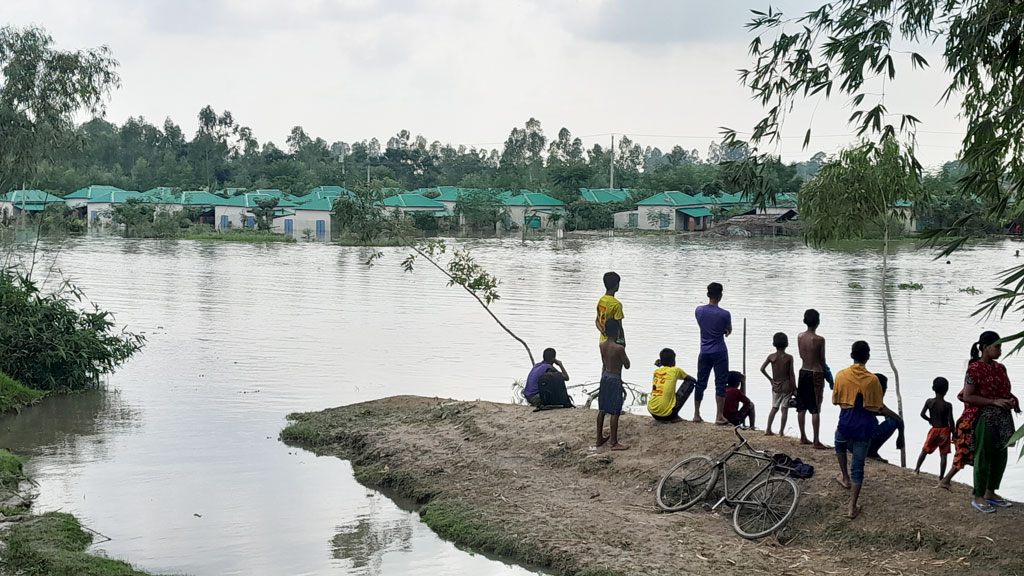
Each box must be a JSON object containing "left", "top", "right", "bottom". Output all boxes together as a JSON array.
[{"left": 648, "top": 348, "right": 696, "bottom": 422}]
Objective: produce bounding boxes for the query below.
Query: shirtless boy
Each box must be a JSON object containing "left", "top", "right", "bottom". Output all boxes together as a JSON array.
[
  {"left": 760, "top": 332, "right": 796, "bottom": 437},
  {"left": 915, "top": 377, "right": 955, "bottom": 477},
  {"left": 597, "top": 318, "right": 631, "bottom": 450},
  {"left": 797, "top": 309, "right": 828, "bottom": 449}
]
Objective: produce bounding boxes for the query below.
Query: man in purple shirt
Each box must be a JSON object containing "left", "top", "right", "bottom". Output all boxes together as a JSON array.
[
  {"left": 694, "top": 282, "right": 732, "bottom": 424},
  {"left": 523, "top": 348, "right": 569, "bottom": 406}
]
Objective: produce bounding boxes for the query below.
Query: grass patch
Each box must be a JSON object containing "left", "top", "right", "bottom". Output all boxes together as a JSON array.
[
  {"left": 959, "top": 286, "right": 983, "bottom": 295},
  {"left": 0, "top": 512, "right": 166, "bottom": 576},
  {"left": 1, "top": 506, "right": 30, "bottom": 516},
  {"left": 181, "top": 229, "right": 296, "bottom": 243},
  {"left": 897, "top": 282, "right": 924, "bottom": 290},
  {"left": 0, "top": 371, "right": 47, "bottom": 413},
  {"left": 0, "top": 450, "right": 25, "bottom": 488},
  {"left": 847, "top": 282, "right": 863, "bottom": 289}
]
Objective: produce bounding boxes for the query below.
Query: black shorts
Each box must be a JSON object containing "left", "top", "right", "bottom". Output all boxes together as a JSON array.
[
  {"left": 795, "top": 370, "right": 823, "bottom": 414},
  {"left": 599, "top": 373, "right": 625, "bottom": 415}
]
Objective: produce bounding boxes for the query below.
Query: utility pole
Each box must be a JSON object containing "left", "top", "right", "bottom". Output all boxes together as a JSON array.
[
  {"left": 367, "top": 164, "right": 370, "bottom": 185},
  {"left": 610, "top": 134, "right": 615, "bottom": 190}
]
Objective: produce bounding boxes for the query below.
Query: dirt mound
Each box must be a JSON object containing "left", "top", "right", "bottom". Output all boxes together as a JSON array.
[{"left": 282, "top": 396, "right": 1021, "bottom": 576}]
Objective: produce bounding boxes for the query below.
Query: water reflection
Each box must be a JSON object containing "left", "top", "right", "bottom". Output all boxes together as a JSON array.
[{"left": 332, "top": 503, "right": 414, "bottom": 575}]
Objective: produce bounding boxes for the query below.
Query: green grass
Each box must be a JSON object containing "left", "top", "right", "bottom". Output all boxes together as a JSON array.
[
  {"left": 181, "top": 229, "right": 296, "bottom": 243},
  {"left": 959, "top": 286, "right": 983, "bottom": 295},
  {"left": 0, "top": 371, "right": 47, "bottom": 413},
  {"left": 898, "top": 282, "right": 924, "bottom": 290},
  {"left": 0, "top": 512, "right": 165, "bottom": 576},
  {"left": 0, "top": 450, "right": 25, "bottom": 487},
  {"left": 0, "top": 505, "right": 30, "bottom": 516},
  {"left": 847, "top": 282, "right": 863, "bottom": 289}
]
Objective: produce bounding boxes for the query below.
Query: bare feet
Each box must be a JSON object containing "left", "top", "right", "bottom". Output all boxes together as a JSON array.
[
  {"left": 813, "top": 442, "right": 829, "bottom": 450},
  {"left": 692, "top": 416, "right": 704, "bottom": 423},
  {"left": 799, "top": 438, "right": 811, "bottom": 445},
  {"left": 834, "top": 473, "right": 850, "bottom": 489},
  {"left": 596, "top": 436, "right": 608, "bottom": 448},
  {"left": 610, "top": 443, "right": 630, "bottom": 451},
  {"left": 847, "top": 505, "right": 862, "bottom": 519},
  {"left": 764, "top": 431, "right": 775, "bottom": 437}
]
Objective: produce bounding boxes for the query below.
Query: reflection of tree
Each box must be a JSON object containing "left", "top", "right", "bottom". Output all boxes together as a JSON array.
[
  {"left": 331, "top": 509, "right": 413, "bottom": 576},
  {"left": 0, "top": 388, "right": 139, "bottom": 460}
]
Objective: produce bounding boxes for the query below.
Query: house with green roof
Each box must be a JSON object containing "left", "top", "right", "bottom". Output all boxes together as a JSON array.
[
  {"left": 213, "top": 192, "right": 297, "bottom": 231},
  {"left": 635, "top": 191, "right": 713, "bottom": 231},
  {"left": 581, "top": 188, "right": 633, "bottom": 203},
  {"left": 382, "top": 193, "right": 448, "bottom": 216},
  {"left": 86, "top": 190, "right": 142, "bottom": 227},
  {"left": 294, "top": 186, "right": 352, "bottom": 205},
  {"left": 64, "top": 185, "right": 126, "bottom": 210},
  {"left": 288, "top": 197, "right": 334, "bottom": 240},
  {"left": 0, "top": 190, "right": 66, "bottom": 217},
  {"left": 502, "top": 192, "right": 566, "bottom": 230}
]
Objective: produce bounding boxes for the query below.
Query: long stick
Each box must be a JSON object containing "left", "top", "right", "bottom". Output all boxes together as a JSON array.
[
  {"left": 881, "top": 221, "right": 906, "bottom": 467},
  {"left": 742, "top": 318, "right": 748, "bottom": 394}
]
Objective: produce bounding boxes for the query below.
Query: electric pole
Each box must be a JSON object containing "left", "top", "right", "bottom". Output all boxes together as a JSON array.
[{"left": 610, "top": 134, "right": 615, "bottom": 189}]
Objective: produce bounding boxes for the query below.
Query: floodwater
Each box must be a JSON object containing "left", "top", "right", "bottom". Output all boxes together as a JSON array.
[{"left": 2, "top": 234, "right": 1024, "bottom": 575}]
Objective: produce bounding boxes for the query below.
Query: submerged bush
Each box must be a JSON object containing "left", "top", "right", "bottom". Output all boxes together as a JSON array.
[{"left": 0, "top": 272, "right": 144, "bottom": 392}]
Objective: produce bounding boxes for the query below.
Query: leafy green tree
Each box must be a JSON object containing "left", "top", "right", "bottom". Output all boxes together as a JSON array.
[
  {"left": 0, "top": 25, "right": 119, "bottom": 193},
  {"left": 110, "top": 197, "right": 156, "bottom": 238},
  {"left": 801, "top": 138, "right": 927, "bottom": 466},
  {"left": 453, "top": 190, "right": 504, "bottom": 232},
  {"left": 251, "top": 197, "right": 280, "bottom": 231}
]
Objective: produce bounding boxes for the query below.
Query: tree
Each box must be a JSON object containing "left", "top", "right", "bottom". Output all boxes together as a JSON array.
[
  {"left": 251, "top": 197, "right": 280, "bottom": 231},
  {"left": 110, "top": 198, "right": 156, "bottom": 238},
  {"left": 0, "top": 25, "right": 119, "bottom": 193},
  {"left": 800, "top": 138, "right": 927, "bottom": 466}
]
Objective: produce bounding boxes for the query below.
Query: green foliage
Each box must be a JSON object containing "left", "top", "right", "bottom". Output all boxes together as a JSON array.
[
  {"left": 0, "top": 271, "right": 144, "bottom": 392},
  {"left": 897, "top": 283, "right": 923, "bottom": 291},
  {"left": 565, "top": 200, "right": 634, "bottom": 231},
  {"left": 410, "top": 210, "right": 440, "bottom": 233},
  {"left": 39, "top": 203, "right": 85, "bottom": 236},
  {"left": 959, "top": 286, "right": 982, "bottom": 295},
  {"left": 453, "top": 190, "right": 504, "bottom": 232},
  {"left": 0, "top": 371, "right": 46, "bottom": 413},
  {"left": 848, "top": 282, "right": 863, "bottom": 289},
  {"left": 109, "top": 198, "right": 155, "bottom": 237},
  {"left": 1, "top": 512, "right": 162, "bottom": 576},
  {"left": 0, "top": 25, "right": 119, "bottom": 193},
  {"left": 0, "top": 450, "right": 24, "bottom": 487},
  {"left": 250, "top": 197, "right": 279, "bottom": 231},
  {"left": 800, "top": 139, "right": 924, "bottom": 245}
]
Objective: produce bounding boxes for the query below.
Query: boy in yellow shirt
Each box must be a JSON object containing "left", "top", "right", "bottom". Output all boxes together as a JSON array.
[
  {"left": 648, "top": 348, "right": 696, "bottom": 422},
  {"left": 596, "top": 272, "right": 624, "bottom": 345}
]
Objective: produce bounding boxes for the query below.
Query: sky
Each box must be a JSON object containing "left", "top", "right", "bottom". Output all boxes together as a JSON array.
[{"left": 6, "top": 0, "right": 967, "bottom": 167}]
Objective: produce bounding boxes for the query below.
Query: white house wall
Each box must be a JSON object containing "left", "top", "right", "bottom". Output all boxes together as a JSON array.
[{"left": 290, "top": 210, "right": 332, "bottom": 240}]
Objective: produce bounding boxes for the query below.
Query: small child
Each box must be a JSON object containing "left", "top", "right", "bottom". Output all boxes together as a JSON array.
[
  {"left": 723, "top": 371, "right": 755, "bottom": 428},
  {"left": 915, "top": 377, "right": 955, "bottom": 476},
  {"left": 760, "top": 332, "right": 796, "bottom": 437}
]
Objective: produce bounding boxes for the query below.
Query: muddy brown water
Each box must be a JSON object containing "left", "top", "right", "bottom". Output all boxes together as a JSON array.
[{"left": 1, "top": 235, "right": 1023, "bottom": 575}]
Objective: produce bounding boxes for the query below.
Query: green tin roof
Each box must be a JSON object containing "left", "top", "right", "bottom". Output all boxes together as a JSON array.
[
  {"left": 87, "top": 190, "right": 143, "bottom": 204},
  {"left": 5, "top": 190, "right": 65, "bottom": 204},
  {"left": 581, "top": 189, "right": 632, "bottom": 203},
  {"left": 293, "top": 197, "right": 335, "bottom": 211},
  {"left": 216, "top": 193, "right": 296, "bottom": 208},
  {"left": 65, "top": 185, "right": 126, "bottom": 200},
  {"left": 636, "top": 191, "right": 705, "bottom": 206},
  {"left": 677, "top": 207, "right": 713, "bottom": 218},
  {"left": 297, "top": 186, "right": 352, "bottom": 204},
  {"left": 143, "top": 190, "right": 224, "bottom": 206},
  {"left": 383, "top": 194, "right": 446, "bottom": 209},
  {"left": 502, "top": 192, "right": 565, "bottom": 207}
]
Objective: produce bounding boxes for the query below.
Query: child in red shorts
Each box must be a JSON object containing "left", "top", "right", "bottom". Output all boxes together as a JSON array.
[{"left": 915, "top": 377, "right": 955, "bottom": 477}]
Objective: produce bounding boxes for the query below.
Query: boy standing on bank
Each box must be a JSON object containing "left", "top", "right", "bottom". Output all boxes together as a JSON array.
[
  {"left": 760, "top": 332, "right": 796, "bottom": 437},
  {"left": 597, "top": 319, "right": 630, "bottom": 450},
  {"left": 916, "top": 377, "right": 955, "bottom": 477},
  {"left": 596, "top": 272, "right": 624, "bottom": 347},
  {"left": 797, "top": 309, "right": 828, "bottom": 449},
  {"left": 695, "top": 282, "right": 732, "bottom": 424}
]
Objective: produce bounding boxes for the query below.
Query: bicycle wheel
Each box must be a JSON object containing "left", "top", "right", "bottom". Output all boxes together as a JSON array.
[
  {"left": 655, "top": 455, "right": 718, "bottom": 512},
  {"left": 732, "top": 476, "right": 800, "bottom": 539}
]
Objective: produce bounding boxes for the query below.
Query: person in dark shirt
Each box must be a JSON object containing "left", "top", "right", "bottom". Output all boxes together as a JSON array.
[
  {"left": 522, "top": 348, "right": 569, "bottom": 407},
  {"left": 723, "top": 371, "right": 755, "bottom": 428}
]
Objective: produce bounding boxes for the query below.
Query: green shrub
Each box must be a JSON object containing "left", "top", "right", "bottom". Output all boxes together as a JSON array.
[
  {"left": 0, "top": 272, "right": 145, "bottom": 392},
  {"left": 0, "top": 450, "right": 24, "bottom": 488}
]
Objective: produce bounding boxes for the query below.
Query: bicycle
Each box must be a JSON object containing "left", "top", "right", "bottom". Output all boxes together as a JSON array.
[{"left": 655, "top": 427, "right": 801, "bottom": 540}]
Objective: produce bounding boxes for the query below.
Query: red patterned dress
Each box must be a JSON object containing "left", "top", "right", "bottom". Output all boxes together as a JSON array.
[{"left": 951, "top": 360, "right": 1015, "bottom": 470}]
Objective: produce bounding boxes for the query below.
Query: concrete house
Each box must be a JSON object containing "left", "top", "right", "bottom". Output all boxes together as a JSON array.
[
  {"left": 288, "top": 197, "right": 333, "bottom": 240},
  {"left": 86, "top": 190, "right": 143, "bottom": 227},
  {"left": 502, "top": 192, "right": 566, "bottom": 229},
  {"left": 1, "top": 190, "right": 66, "bottom": 218},
  {"left": 143, "top": 190, "right": 223, "bottom": 225},
  {"left": 298, "top": 186, "right": 352, "bottom": 204},
  {"left": 635, "top": 191, "right": 713, "bottom": 231},
  {"left": 213, "top": 192, "right": 296, "bottom": 231},
  {"left": 64, "top": 185, "right": 126, "bottom": 212}
]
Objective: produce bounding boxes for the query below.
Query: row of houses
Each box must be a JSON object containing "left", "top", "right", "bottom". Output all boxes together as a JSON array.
[{"left": 0, "top": 184, "right": 819, "bottom": 239}]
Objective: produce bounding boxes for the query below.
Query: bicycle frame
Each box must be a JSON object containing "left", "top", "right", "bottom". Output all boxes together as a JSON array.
[{"left": 708, "top": 428, "right": 786, "bottom": 511}]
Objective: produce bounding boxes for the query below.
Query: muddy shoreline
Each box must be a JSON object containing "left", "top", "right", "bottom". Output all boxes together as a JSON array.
[{"left": 283, "top": 395, "right": 1023, "bottom": 576}]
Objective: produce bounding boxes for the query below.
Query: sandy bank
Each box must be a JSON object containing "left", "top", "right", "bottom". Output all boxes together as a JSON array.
[{"left": 282, "top": 396, "right": 1022, "bottom": 576}]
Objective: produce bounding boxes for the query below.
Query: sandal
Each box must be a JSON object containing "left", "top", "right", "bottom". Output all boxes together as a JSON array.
[
  {"left": 988, "top": 499, "right": 1013, "bottom": 508},
  {"left": 972, "top": 501, "right": 996, "bottom": 514}
]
